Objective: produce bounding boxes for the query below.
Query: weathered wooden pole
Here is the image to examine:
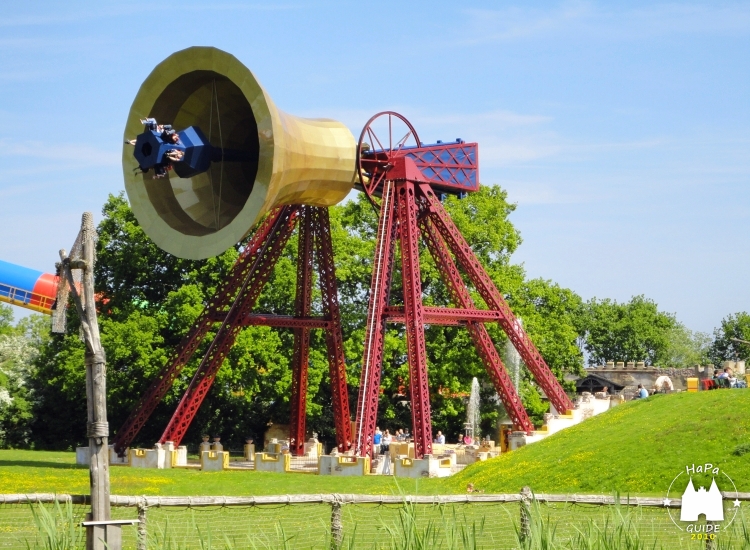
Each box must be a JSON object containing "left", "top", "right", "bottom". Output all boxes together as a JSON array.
[
  {"left": 60, "top": 213, "right": 117, "bottom": 550},
  {"left": 81, "top": 213, "right": 112, "bottom": 547}
]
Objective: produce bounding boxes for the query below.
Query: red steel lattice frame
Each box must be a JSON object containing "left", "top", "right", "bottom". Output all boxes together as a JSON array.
[
  {"left": 289, "top": 208, "right": 315, "bottom": 455},
  {"left": 159, "top": 207, "right": 301, "bottom": 445},
  {"left": 396, "top": 180, "right": 433, "bottom": 459},
  {"left": 354, "top": 154, "right": 574, "bottom": 459},
  {"left": 113, "top": 205, "right": 352, "bottom": 454},
  {"left": 112, "top": 207, "right": 294, "bottom": 455},
  {"left": 313, "top": 207, "right": 353, "bottom": 452},
  {"left": 354, "top": 181, "right": 397, "bottom": 457},
  {"left": 419, "top": 182, "right": 575, "bottom": 417},
  {"left": 419, "top": 218, "right": 533, "bottom": 433}
]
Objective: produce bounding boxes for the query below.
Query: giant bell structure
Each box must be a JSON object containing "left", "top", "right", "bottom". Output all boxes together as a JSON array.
[{"left": 113, "top": 47, "right": 575, "bottom": 459}]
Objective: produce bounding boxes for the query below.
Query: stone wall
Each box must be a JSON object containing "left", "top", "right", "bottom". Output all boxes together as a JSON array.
[{"left": 585, "top": 365, "right": 710, "bottom": 392}]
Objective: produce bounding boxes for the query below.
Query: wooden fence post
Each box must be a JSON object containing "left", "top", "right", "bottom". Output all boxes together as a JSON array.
[
  {"left": 137, "top": 497, "right": 148, "bottom": 550},
  {"left": 330, "top": 496, "right": 343, "bottom": 549},
  {"left": 520, "top": 486, "right": 532, "bottom": 543}
]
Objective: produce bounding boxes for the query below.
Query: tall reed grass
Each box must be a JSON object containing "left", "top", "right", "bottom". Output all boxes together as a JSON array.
[
  {"left": 22, "top": 498, "right": 750, "bottom": 549},
  {"left": 24, "top": 501, "right": 82, "bottom": 550}
]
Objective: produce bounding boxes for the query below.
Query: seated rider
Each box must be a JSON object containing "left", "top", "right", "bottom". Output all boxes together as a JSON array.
[
  {"left": 127, "top": 118, "right": 181, "bottom": 146},
  {"left": 128, "top": 117, "right": 184, "bottom": 178},
  {"left": 165, "top": 149, "right": 184, "bottom": 162}
]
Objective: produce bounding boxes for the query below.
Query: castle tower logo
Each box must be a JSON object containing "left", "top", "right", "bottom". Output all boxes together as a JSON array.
[
  {"left": 665, "top": 463, "right": 741, "bottom": 541},
  {"left": 680, "top": 477, "right": 724, "bottom": 522}
]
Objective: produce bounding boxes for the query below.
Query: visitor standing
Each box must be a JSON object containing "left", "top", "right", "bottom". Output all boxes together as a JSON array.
[
  {"left": 381, "top": 430, "right": 392, "bottom": 454},
  {"left": 373, "top": 427, "right": 382, "bottom": 455}
]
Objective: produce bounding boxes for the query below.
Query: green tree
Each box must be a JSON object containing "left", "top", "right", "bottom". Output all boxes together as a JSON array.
[
  {"left": 708, "top": 312, "right": 750, "bottom": 366},
  {"left": 0, "top": 311, "right": 49, "bottom": 447},
  {"left": 581, "top": 295, "right": 676, "bottom": 366},
  {"left": 664, "top": 323, "right": 710, "bottom": 367},
  {"left": 30, "top": 186, "right": 585, "bottom": 450},
  {"left": 0, "top": 304, "right": 14, "bottom": 336},
  {"left": 32, "top": 193, "right": 294, "bottom": 450}
]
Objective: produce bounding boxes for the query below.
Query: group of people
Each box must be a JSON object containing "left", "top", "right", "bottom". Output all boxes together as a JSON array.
[
  {"left": 372, "top": 427, "right": 446, "bottom": 455},
  {"left": 372, "top": 428, "right": 390, "bottom": 455},
  {"left": 127, "top": 118, "right": 185, "bottom": 179},
  {"left": 713, "top": 367, "right": 746, "bottom": 388}
]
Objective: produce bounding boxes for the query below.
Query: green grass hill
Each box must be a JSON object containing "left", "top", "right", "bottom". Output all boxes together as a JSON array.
[
  {"left": 446, "top": 389, "right": 750, "bottom": 495},
  {"left": 1, "top": 391, "right": 748, "bottom": 497}
]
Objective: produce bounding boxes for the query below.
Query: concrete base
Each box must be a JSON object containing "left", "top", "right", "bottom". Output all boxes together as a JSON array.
[
  {"left": 254, "top": 452, "right": 290, "bottom": 473},
  {"left": 319, "top": 455, "right": 333, "bottom": 475},
  {"left": 126, "top": 443, "right": 188, "bottom": 469},
  {"left": 110, "top": 447, "right": 129, "bottom": 465},
  {"left": 394, "top": 455, "right": 453, "bottom": 478},
  {"left": 243, "top": 443, "right": 255, "bottom": 461},
  {"left": 130, "top": 446, "right": 167, "bottom": 469},
  {"left": 171, "top": 446, "right": 188, "bottom": 467},
  {"left": 76, "top": 447, "right": 88, "bottom": 466},
  {"left": 76, "top": 445, "right": 129, "bottom": 466},
  {"left": 436, "top": 452, "right": 457, "bottom": 467},
  {"left": 201, "top": 451, "right": 229, "bottom": 471},
  {"left": 330, "top": 456, "right": 370, "bottom": 476}
]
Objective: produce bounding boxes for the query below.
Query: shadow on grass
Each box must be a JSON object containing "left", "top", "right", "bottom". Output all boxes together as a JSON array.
[{"left": 0, "top": 460, "right": 85, "bottom": 470}]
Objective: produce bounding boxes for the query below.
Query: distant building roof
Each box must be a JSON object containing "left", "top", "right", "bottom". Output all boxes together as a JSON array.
[{"left": 575, "top": 373, "right": 625, "bottom": 393}]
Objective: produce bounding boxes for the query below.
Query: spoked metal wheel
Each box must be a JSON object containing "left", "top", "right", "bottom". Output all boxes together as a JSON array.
[{"left": 357, "top": 111, "right": 421, "bottom": 209}]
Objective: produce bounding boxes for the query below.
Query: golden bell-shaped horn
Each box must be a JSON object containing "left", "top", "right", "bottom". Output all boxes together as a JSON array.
[{"left": 122, "top": 47, "right": 356, "bottom": 260}]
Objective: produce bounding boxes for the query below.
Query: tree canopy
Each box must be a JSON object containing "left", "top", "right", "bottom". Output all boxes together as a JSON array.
[
  {"left": 5, "top": 184, "right": 728, "bottom": 452},
  {"left": 708, "top": 312, "right": 750, "bottom": 366},
  {"left": 579, "top": 295, "right": 677, "bottom": 366}
]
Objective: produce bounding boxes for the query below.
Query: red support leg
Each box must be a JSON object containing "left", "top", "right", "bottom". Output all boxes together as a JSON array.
[
  {"left": 420, "top": 218, "right": 534, "bottom": 433},
  {"left": 112, "top": 207, "right": 289, "bottom": 454},
  {"left": 395, "top": 181, "right": 433, "bottom": 458},
  {"left": 354, "top": 181, "right": 398, "bottom": 457},
  {"left": 289, "top": 208, "right": 314, "bottom": 456},
  {"left": 159, "top": 207, "right": 301, "bottom": 446},
  {"left": 313, "top": 207, "right": 353, "bottom": 452},
  {"left": 420, "top": 184, "right": 575, "bottom": 415}
]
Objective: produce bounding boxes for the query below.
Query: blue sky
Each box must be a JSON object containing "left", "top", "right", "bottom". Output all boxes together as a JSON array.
[{"left": 0, "top": 1, "right": 747, "bottom": 334}]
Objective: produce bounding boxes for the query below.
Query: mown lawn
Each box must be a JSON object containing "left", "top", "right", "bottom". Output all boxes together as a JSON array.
[
  {"left": 0, "top": 449, "right": 452, "bottom": 496},
  {"left": 2, "top": 391, "right": 749, "bottom": 497}
]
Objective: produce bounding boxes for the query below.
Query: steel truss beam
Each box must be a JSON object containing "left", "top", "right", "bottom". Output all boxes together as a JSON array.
[
  {"left": 419, "top": 218, "right": 533, "bottom": 433},
  {"left": 208, "top": 312, "right": 331, "bottom": 328},
  {"left": 114, "top": 205, "right": 353, "bottom": 454},
  {"left": 313, "top": 207, "right": 353, "bottom": 453},
  {"left": 159, "top": 208, "right": 302, "bottom": 446},
  {"left": 396, "top": 180, "right": 433, "bottom": 459},
  {"left": 112, "top": 207, "right": 293, "bottom": 455},
  {"left": 418, "top": 183, "right": 575, "bottom": 416},
  {"left": 354, "top": 182, "right": 397, "bottom": 457},
  {"left": 289, "top": 208, "right": 315, "bottom": 455},
  {"left": 353, "top": 160, "right": 574, "bottom": 459},
  {"left": 383, "top": 306, "right": 504, "bottom": 324}
]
